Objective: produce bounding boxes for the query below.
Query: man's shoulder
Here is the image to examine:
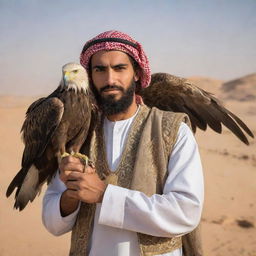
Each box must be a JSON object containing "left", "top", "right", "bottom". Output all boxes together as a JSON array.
[
  {"left": 149, "top": 106, "right": 190, "bottom": 125},
  {"left": 149, "top": 106, "right": 182, "bottom": 115}
]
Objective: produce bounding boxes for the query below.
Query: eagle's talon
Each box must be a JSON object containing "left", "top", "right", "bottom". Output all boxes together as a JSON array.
[
  {"left": 72, "top": 153, "right": 93, "bottom": 169},
  {"left": 61, "top": 152, "right": 70, "bottom": 158}
]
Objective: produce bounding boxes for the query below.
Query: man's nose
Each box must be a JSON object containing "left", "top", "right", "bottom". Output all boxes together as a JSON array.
[{"left": 105, "top": 70, "right": 116, "bottom": 85}]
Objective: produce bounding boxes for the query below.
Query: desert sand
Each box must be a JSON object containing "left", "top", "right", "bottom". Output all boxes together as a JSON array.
[{"left": 0, "top": 74, "right": 255, "bottom": 256}]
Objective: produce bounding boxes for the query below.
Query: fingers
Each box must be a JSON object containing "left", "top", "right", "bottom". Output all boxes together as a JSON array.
[
  {"left": 59, "top": 156, "right": 95, "bottom": 174},
  {"left": 60, "top": 166, "right": 97, "bottom": 185},
  {"left": 62, "top": 171, "right": 107, "bottom": 204},
  {"left": 59, "top": 156, "right": 89, "bottom": 183},
  {"left": 65, "top": 170, "right": 97, "bottom": 183},
  {"left": 84, "top": 166, "right": 95, "bottom": 174},
  {"left": 59, "top": 156, "right": 85, "bottom": 173},
  {"left": 65, "top": 172, "right": 103, "bottom": 189},
  {"left": 66, "top": 180, "right": 80, "bottom": 191}
]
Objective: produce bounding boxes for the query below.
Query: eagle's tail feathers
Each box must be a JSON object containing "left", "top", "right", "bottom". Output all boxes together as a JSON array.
[
  {"left": 6, "top": 165, "right": 39, "bottom": 211},
  {"left": 6, "top": 168, "right": 25, "bottom": 198}
]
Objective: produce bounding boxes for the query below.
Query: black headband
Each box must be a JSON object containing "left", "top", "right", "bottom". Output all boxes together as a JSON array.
[{"left": 81, "top": 38, "right": 138, "bottom": 54}]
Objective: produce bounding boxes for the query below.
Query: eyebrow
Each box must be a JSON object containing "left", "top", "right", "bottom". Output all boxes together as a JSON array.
[
  {"left": 92, "top": 63, "right": 129, "bottom": 70},
  {"left": 113, "top": 64, "right": 128, "bottom": 68}
]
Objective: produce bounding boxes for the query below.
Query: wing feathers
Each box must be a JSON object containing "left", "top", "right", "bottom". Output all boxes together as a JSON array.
[
  {"left": 226, "top": 109, "right": 254, "bottom": 138},
  {"left": 142, "top": 73, "right": 254, "bottom": 145},
  {"left": 21, "top": 97, "right": 64, "bottom": 166},
  {"left": 213, "top": 103, "right": 250, "bottom": 145},
  {"left": 181, "top": 105, "right": 207, "bottom": 131},
  {"left": 7, "top": 96, "right": 64, "bottom": 210},
  {"left": 187, "top": 102, "right": 222, "bottom": 133}
]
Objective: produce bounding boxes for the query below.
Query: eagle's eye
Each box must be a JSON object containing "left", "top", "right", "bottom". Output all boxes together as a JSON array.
[{"left": 73, "top": 70, "right": 79, "bottom": 74}]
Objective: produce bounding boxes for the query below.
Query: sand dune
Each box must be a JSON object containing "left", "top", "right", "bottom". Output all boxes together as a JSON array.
[
  {"left": 0, "top": 75, "right": 255, "bottom": 255},
  {"left": 188, "top": 73, "right": 256, "bottom": 103},
  {"left": 221, "top": 73, "right": 256, "bottom": 101}
]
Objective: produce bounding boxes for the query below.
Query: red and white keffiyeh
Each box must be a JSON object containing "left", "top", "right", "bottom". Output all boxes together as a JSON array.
[{"left": 80, "top": 30, "right": 151, "bottom": 88}]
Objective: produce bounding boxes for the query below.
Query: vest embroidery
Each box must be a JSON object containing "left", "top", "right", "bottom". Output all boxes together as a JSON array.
[{"left": 69, "top": 105, "right": 192, "bottom": 256}]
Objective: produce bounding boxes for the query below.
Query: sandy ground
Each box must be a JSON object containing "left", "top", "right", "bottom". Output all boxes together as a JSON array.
[{"left": 0, "top": 96, "right": 255, "bottom": 256}]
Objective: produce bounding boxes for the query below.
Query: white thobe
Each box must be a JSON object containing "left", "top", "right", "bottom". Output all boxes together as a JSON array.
[{"left": 42, "top": 108, "right": 204, "bottom": 256}]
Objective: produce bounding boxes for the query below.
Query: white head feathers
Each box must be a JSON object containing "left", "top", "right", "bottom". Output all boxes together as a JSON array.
[{"left": 60, "top": 62, "right": 89, "bottom": 93}]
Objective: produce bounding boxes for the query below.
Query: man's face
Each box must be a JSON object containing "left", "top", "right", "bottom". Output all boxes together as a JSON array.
[{"left": 90, "top": 50, "right": 139, "bottom": 115}]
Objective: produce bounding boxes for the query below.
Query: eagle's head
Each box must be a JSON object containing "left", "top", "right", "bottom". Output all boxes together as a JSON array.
[{"left": 60, "top": 63, "right": 89, "bottom": 93}]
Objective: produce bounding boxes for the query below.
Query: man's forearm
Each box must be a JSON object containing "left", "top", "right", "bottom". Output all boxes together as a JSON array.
[{"left": 60, "top": 190, "right": 80, "bottom": 217}]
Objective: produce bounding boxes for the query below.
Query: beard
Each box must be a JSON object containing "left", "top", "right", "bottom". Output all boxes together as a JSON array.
[{"left": 92, "top": 80, "right": 136, "bottom": 116}]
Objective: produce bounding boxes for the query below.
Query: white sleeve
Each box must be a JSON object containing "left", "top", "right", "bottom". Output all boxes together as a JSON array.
[
  {"left": 99, "top": 122, "right": 204, "bottom": 237},
  {"left": 42, "top": 172, "right": 80, "bottom": 236}
]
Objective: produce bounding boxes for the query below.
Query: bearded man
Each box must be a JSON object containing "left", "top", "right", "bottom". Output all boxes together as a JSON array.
[{"left": 42, "top": 30, "right": 204, "bottom": 256}]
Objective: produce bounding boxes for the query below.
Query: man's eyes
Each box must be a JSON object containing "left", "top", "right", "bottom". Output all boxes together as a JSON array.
[
  {"left": 114, "top": 66, "right": 126, "bottom": 71},
  {"left": 94, "top": 67, "right": 104, "bottom": 72}
]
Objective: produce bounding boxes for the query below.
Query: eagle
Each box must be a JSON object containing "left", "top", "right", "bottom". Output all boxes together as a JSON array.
[
  {"left": 6, "top": 67, "right": 254, "bottom": 211},
  {"left": 6, "top": 63, "right": 95, "bottom": 210}
]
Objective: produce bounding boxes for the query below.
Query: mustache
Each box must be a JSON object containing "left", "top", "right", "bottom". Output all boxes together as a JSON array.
[{"left": 100, "top": 85, "right": 124, "bottom": 93}]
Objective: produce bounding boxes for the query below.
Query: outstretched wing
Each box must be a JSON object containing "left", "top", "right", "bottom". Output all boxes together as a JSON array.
[
  {"left": 6, "top": 96, "right": 64, "bottom": 209},
  {"left": 141, "top": 73, "right": 254, "bottom": 145}
]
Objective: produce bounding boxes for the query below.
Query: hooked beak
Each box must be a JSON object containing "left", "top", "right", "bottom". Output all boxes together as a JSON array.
[{"left": 64, "top": 71, "right": 70, "bottom": 82}]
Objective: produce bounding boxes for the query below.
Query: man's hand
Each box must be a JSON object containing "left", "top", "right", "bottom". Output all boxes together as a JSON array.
[
  {"left": 59, "top": 155, "right": 88, "bottom": 184},
  {"left": 59, "top": 156, "right": 107, "bottom": 216}
]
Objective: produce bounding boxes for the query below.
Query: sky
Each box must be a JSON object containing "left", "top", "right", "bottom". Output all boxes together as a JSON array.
[{"left": 0, "top": 0, "right": 255, "bottom": 95}]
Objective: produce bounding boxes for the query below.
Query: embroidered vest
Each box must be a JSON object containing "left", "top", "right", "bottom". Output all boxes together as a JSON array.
[{"left": 69, "top": 105, "right": 197, "bottom": 256}]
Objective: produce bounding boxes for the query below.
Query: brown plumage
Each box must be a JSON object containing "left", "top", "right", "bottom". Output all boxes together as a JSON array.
[
  {"left": 141, "top": 73, "right": 254, "bottom": 145},
  {"left": 6, "top": 63, "right": 95, "bottom": 210}
]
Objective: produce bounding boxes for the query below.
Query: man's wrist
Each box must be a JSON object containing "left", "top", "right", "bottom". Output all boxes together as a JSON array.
[
  {"left": 60, "top": 189, "right": 80, "bottom": 217},
  {"left": 98, "top": 184, "right": 107, "bottom": 203}
]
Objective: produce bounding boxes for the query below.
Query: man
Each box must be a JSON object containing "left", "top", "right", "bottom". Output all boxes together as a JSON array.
[{"left": 42, "top": 30, "right": 204, "bottom": 256}]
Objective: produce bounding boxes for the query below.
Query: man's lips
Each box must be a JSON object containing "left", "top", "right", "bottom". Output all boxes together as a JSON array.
[
  {"left": 102, "top": 88, "right": 120, "bottom": 92},
  {"left": 101, "top": 89, "right": 121, "bottom": 96},
  {"left": 100, "top": 86, "right": 123, "bottom": 94}
]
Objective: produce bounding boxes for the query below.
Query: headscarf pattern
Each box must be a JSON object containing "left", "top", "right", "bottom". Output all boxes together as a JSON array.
[{"left": 80, "top": 30, "right": 151, "bottom": 88}]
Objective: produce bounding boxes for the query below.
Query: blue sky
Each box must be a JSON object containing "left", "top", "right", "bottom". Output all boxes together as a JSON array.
[{"left": 0, "top": 0, "right": 255, "bottom": 95}]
